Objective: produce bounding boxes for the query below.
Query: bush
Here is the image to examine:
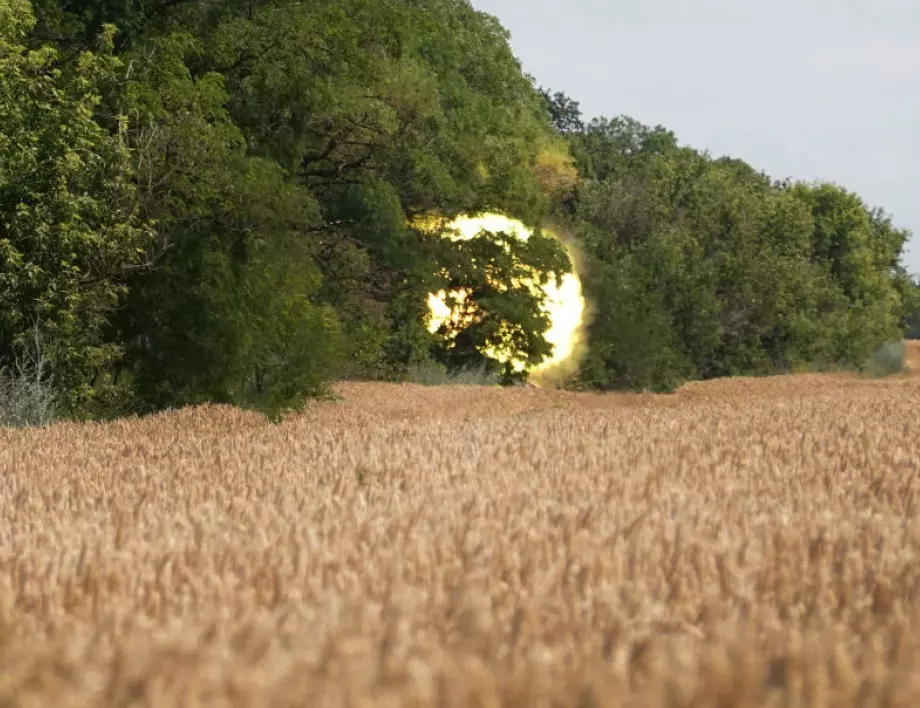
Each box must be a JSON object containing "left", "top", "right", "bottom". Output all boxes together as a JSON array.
[
  {"left": 404, "top": 360, "right": 501, "bottom": 386},
  {"left": 863, "top": 341, "right": 905, "bottom": 378},
  {"left": 0, "top": 346, "right": 58, "bottom": 428}
]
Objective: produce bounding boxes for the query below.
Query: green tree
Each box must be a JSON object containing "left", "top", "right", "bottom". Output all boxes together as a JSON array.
[
  {"left": 539, "top": 88, "right": 584, "bottom": 134},
  {"left": 573, "top": 229, "right": 687, "bottom": 392},
  {"left": 109, "top": 32, "right": 342, "bottom": 416},
  {"left": 788, "top": 182, "right": 904, "bottom": 363},
  {"left": 571, "top": 116, "right": 680, "bottom": 183},
  {"left": 22, "top": 0, "right": 913, "bottom": 411},
  {"left": 562, "top": 109, "right": 913, "bottom": 391},
  {"left": 43, "top": 0, "right": 565, "bottom": 401},
  {"left": 186, "top": 0, "right": 558, "bottom": 378},
  {"left": 0, "top": 0, "right": 148, "bottom": 410},
  {"left": 426, "top": 221, "right": 572, "bottom": 380},
  {"left": 905, "top": 274, "right": 920, "bottom": 339}
]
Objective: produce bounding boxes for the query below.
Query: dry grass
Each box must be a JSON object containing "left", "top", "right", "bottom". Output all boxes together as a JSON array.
[{"left": 2, "top": 372, "right": 920, "bottom": 706}]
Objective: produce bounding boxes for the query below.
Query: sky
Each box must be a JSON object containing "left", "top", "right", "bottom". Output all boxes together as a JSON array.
[{"left": 473, "top": 0, "right": 920, "bottom": 275}]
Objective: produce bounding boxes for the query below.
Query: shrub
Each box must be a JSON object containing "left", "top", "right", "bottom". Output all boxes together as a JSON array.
[
  {"left": 405, "top": 360, "right": 501, "bottom": 386},
  {"left": 0, "top": 345, "right": 58, "bottom": 428},
  {"left": 863, "top": 340, "right": 905, "bottom": 378}
]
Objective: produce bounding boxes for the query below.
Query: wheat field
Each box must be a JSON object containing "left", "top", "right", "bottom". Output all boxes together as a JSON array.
[
  {"left": 905, "top": 340, "right": 920, "bottom": 371},
  {"left": 2, "top": 367, "right": 920, "bottom": 707}
]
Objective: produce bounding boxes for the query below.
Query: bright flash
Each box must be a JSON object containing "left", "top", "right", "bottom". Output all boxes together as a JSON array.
[{"left": 422, "top": 213, "right": 586, "bottom": 384}]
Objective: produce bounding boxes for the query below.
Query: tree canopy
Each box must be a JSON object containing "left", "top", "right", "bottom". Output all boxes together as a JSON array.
[{"left": 1, "top": 0, "right": 916, "bottom": 420}]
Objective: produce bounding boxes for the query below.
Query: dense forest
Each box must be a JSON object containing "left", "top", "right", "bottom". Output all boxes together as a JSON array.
[{"left": 1, "top": 0, "right": 918, "bottom": 422}]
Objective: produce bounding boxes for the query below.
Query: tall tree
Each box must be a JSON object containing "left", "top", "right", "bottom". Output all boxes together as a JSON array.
[
  {"left": 0, "top": 0, "right": 148, "bottom": 410},
  {"left": 108, "top": 31, "right": 343, "bottom": 416},
  {"left": 539, "top": 88, "right": 584, "bottom": 134}
]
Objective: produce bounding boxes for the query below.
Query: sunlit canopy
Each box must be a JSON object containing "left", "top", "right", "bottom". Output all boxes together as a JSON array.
[{"left": 420, "top": 213, "right": 586, "bottom": 383}]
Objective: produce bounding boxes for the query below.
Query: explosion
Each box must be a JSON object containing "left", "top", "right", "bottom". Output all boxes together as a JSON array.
[{"left": 421, "top": 213, "right": 587, "bottom": 385}]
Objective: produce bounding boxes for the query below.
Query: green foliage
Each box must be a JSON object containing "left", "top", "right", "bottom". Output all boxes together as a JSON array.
[
  {"left": 907, "top": 313, "right": 920, "bottom": 340},
  {"left": 74, "top": 0, "right": 554, "bottom": 412},
  {"left": 539, "top": 88, "right": 585, "bottom": 135},
  {"left": 551, "top": 100, "right": 914, "bottom": 392},
  {"left": 198, "top": 0, "right": 555, "bottom": 384},
  {"left": 3, "top": 0, "right": 915, "bottom": 419},
  {"left": 89, "top": 30, "right": 342, "bottom": 419},
  {"left": 905, "top": 275, "right": 920, "bottom": 339},
  {"left": 574, "top": 242, "right": 687, "bottom": 393},
  {"left": 571, "top": 116, "right": 680, "bottom": 183},
  {"left": 427, "top": 222, "right": 572, "bottom": 380},
  {"left": 0, "top": 0, "right": 148, "bottom": 410}
]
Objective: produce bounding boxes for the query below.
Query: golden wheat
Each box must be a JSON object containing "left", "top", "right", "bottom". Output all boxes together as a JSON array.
[
  {"left": 2, "top": 371, "right": 920, "bottom": 706},
  {"left": 905, "top": 340, "right": 920, "bottom": 371}
]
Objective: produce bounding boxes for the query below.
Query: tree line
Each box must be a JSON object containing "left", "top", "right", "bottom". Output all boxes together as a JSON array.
[
  {"left": 544, "top": 93, "right": 920, "bottom": 390},
  {"left": 1, "top": 0, "right": 917, "bottom": 421}
]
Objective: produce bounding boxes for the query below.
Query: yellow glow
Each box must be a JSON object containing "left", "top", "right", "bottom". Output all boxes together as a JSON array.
[{"left": 420, "top": 213, "right": 586, "bottom": 384}]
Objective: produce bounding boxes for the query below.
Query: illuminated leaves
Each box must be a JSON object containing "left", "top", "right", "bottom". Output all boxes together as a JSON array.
[{"left": 421, "top": 214, "right": 578, "bottom": 378}]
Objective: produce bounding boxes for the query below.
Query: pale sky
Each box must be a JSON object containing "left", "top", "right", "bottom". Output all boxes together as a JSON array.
[{"left": 473, "top": 0, "right": 920, "bottom": 275}]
